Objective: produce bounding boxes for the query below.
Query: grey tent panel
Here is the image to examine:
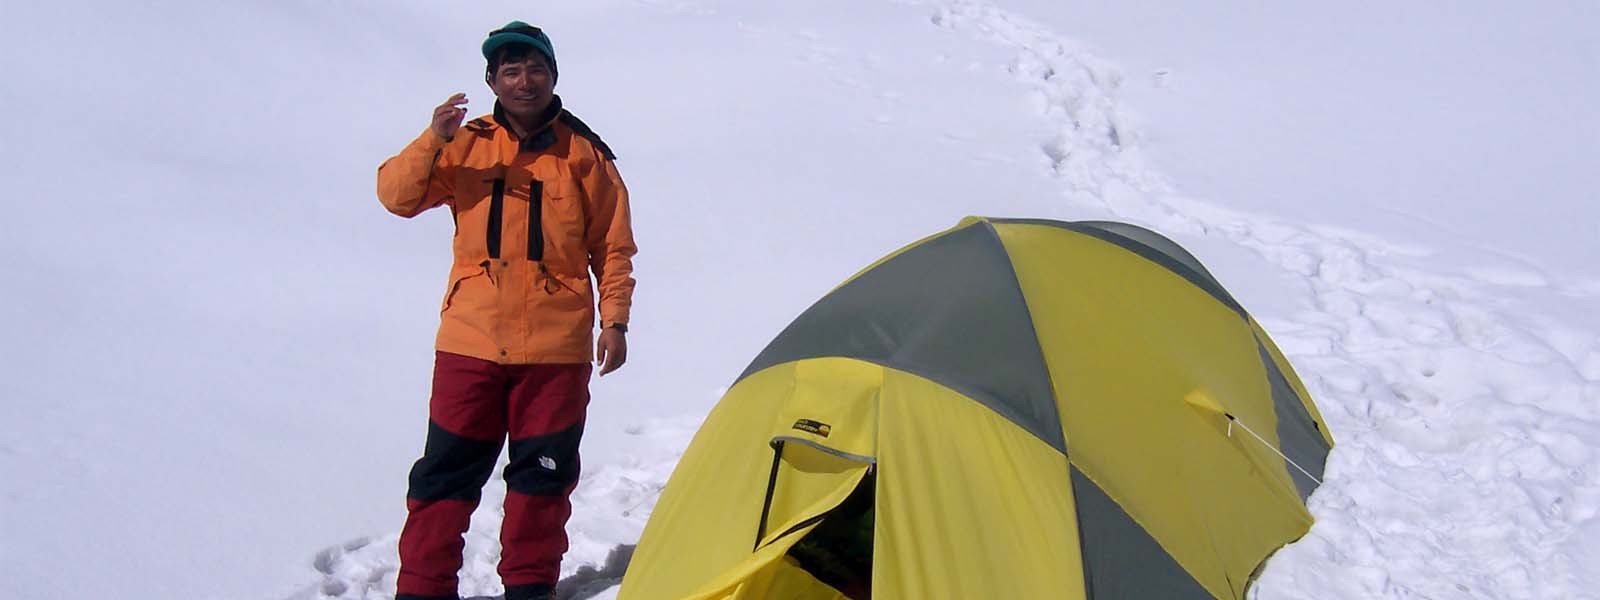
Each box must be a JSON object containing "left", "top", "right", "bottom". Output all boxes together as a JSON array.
[
  {"left": 1256, "top": 340, "right": 1330, "bottom": 501},
  {"left": 1070, "top": 466, "right": 1213, "bottom": 599},
  {"left": 739, "top": 222, "right": 1065, "bottom": 453},
  {"left": 992, "top": 218, "right": 1246, "bottom": 317}
]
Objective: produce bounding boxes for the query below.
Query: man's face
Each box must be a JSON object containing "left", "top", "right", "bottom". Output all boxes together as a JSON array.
[{"left": 490, "top": 54, "right": 555, "bottom": 119}]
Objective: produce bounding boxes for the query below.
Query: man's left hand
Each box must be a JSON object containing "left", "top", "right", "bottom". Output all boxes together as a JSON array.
[{"left": 595, "top": 328, "right": 627, "bottom": 376}]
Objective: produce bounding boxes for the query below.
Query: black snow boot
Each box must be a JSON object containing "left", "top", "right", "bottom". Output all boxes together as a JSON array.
[{"left": 504, "top": 583, "right": 553, "bottom": 600}]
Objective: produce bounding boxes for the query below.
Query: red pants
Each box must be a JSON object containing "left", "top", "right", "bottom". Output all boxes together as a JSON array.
[{"left": 396, "top": 351, "right": 591, "bottom": 599}]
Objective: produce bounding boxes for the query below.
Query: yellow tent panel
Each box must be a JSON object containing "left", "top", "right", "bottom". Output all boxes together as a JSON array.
[{"left": 620, "top": 218, "right": 1333, "bottom": 599}]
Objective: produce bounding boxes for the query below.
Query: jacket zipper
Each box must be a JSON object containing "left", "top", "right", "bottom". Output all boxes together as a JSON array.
[
  {"left": 528, "top": 179, "right": 545, "bottom": 261},
  {"left": 486, "top": 177, "right": 505, "bottom": 259}
]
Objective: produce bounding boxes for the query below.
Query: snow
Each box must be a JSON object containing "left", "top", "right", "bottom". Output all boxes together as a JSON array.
[{"left": 2, "top": 1, "right": 1595, "bottom": 599}]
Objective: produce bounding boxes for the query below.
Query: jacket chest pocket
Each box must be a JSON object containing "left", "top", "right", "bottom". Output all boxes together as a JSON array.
[
  {"left": 448, "top": 170, "right": 502, "bottom": 261},
  {"left": 537, "top": 176, "right": 588, "bottom": 267}
]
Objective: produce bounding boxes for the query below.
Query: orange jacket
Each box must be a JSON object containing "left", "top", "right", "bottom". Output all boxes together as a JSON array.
[{"left": 377, "top": 99, "right": 636, "bottom": 364}]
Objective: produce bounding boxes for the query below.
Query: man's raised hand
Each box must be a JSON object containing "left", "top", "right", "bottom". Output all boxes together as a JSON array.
[{"left": 430, "top": 93, "right": 468, "bottom": 141}]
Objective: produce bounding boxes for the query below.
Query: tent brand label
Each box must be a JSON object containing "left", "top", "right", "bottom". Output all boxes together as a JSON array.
[{"left": 792, "top": 419, "right": 832, "bottom": 438}]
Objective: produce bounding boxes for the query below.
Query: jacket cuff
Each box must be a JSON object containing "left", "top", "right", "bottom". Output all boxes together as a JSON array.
[{"left": 600, "top": 301, "right": 631, "bottom": 327}]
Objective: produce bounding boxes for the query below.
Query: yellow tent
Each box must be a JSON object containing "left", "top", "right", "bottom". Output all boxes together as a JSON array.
[{"left": 619, "top": 217, "right": 1334, "bottom": 599}]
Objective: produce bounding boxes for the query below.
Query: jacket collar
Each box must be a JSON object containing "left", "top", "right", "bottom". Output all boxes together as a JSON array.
[{"left": 491, "top": 95, "right": 564, "bottom": 153}]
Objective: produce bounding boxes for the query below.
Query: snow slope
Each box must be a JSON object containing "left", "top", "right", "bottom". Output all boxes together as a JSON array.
[{"left": 2, "top": 1, "right": 1595, "bottom": 599}]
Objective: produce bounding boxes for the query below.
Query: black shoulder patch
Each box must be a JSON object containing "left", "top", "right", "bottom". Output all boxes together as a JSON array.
[
  {"left": 464, "top": 118, "right": 494, "bottom": 133},
  {"left": 558, "top": 110, "right": 617, "bottom": 161}
]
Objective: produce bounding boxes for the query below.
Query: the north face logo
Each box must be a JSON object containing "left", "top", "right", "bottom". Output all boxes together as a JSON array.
[
  {"left": 792, "top": 419, "right": 832, "bottom": 438},
  {"left": 539, "top": 456, "right": 558, "bottom": 470}
]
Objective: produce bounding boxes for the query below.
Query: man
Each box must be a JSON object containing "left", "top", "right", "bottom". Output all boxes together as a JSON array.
[{"left": 376, "top": 21, "right": 637, "bottom": 600}]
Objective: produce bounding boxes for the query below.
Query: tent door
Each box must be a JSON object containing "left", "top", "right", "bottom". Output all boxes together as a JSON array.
[
  {"left": 680, "top": 439, "right": 873, "bottom": 600},
  {"left": 784, "top": 464, "right": 876, "bottom": 599},
  {"left": 755, "top": 437, "right": 876, "bottom": 550}
]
